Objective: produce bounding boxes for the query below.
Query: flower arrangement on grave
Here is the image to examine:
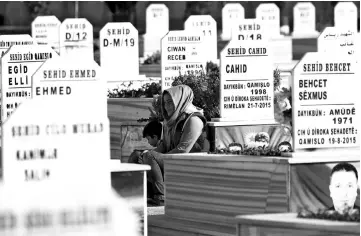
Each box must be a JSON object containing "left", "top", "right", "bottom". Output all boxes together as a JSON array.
[
  {"left": 297, "top": 206, "right": 360, "bottom": 222},
  {"left": 143, "top": 50, "right": 161, "bottom": 65},
  {"left": 107, "top": 81, "right": 161, "bottom": 98}
]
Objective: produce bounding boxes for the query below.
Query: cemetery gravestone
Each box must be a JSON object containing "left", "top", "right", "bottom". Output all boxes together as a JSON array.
[
  {"left": 334, "top": 2, "right": 358, "bottom": 33},
  {"left": 143, "top": 4, "right": 169, "bottom": 58},
  {"left": 0, "top": 34, "right": 36, "bottom": 58},
  {"left": 256, "top": 3, "right": 281, "bottom": 39},
  {"left": 161, "top": 30, "right": 206, "bottom": 90},
  {"left": 31, "top": 16, "right": 61, "bottom": 54},
  {"left": 184, "top": 15, "right": 218, "bottom": 63},
  {"left": 1, "top": 45, "right": 58, "bottom": 123},
  {"left": 100, "top": 22, "right": 139, "bottom": 82},
  {"left": 221, "top": 3, "right": 245, "bottom": 41},
  {"left": 59, "top": 18, "right": 94, "bottom": 59},
  {"left": 2, "top": 96, "right": 110, "bottom": 185},
  {"left": 0, "top": 183, "right": 140, "bottom": 235},
  {"left": 292, "top": 2, "right": 319, "bottom": 38},
  {"left": 32, "top": 54, "right": 107, "bottom": 115},
  {"left": 292, "top": 52, "right": 359, "bottom": 151},
  {"left": 216, "top": 39, "right": 275, "bottom": 124},
  {"left": 318, "top": 27, "right": 358, "bottom": 56}
]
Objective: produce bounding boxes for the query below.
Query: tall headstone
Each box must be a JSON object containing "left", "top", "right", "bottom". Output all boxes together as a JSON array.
[
  {"left": 59, "top": 18, "right": 94, "bottom": 58},
  {"left": 31, "top": 16, "right": 61, "bottom": 54},
  {"left": 161, "top": 31, "right": 206, "bottom": 90},
  {"left": 0, "top": 183, "right": 140, "bottom": 236},
  {"left": 215, "top": 39, "right": 275, "bottom": 124},
  {"left": 143, "top": 4, "right": 169, "bottom": 58},
  {"left": 184, "top": 15, "right": 218, "bottom": 63},
  {"left": 231, "top": 19, "right": 267, "bottom": 41},
  {"left": 292, "top": 2, "right": 319, "bottom": 38},
  {"left": 318, "top": 27, "right": 358, "bottom": 56},
  {"left": 256, "top": 3, "right": 281, "bottom": 39},
  {"left": 221, "top": 3, "right": 245, "bottom": 41},
  {"left": 100, "top": 22, "right": 140, "bottom": 82},
  {"left": 292, "top": 52, "right": 359, "bottom": 151},
  {"left": 334, "top": 2, "right": 358, "bottom": 32},
  {"left": 231, "top": 19, "right": 292, "bottom": 63},
  {"left": 31, "top": 55, "right": 107, "bottom": 114},
  {"left": 0, "top": 35, "right": 36, "bottom": 58},
  {"left": 1, "top": 45, "right": 58, "bottom": 123},
  {"left": 2, "top": 96, "right": 109, "bottom": 185}
]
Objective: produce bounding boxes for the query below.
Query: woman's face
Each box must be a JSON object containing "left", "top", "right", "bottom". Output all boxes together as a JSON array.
[{"left": 163, "top": 93, "right": 175, "bottom": 117}]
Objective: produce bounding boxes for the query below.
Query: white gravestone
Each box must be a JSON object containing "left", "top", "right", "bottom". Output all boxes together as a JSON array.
[
  {"left": 292, "top": 53, "right": 359, "bottom": 151},
  {"left": 256, "top": 3, "right": 281, "bottom": 39},
  {"left": 221, "top": 3, "right": 245, "bottom": 41},
  {"left": 59, "top": 18, "right": 94, "bottom": 59},
  {"left": 334, "top": 2, "right": 358, "bottom": 33},
  {"left": 143, "top": 4, "right": 169, "bottom": 58},
  {"left": 184, "top": 15, "right": 218, "bottom": 63},
  {"left": 216, "top": 39, "right": 276, "bottom": 124},
  {"left": 231, "top": 19, "right": 292, "bottom": 64},
  {"left": 0, "top": 35, "right": 36, "bottom": 58},
  {"left": 161, "top": 31, "right": 207, "bottom": 90},
  {"left": 292, "top": 2, "right": 319, "bottom": 38},
  {"left": 100, "top": 22, "right": 140, "bottom": 82},
  {"left": 0, "top": 183, "right": 140, "bottom": 236},
  {"left": 32, "top": 55, "right": 107, "bottom": 114},
  {"left": 1, "top": 45, "right": 58, "bottom": 123},
  {"left": 31, "top": 16, "right": 61, "bottom": 54},
  {"left": 318, "top": 27, "right": 358, "bottom": 56},
  {"left": 2, "top": 96, "right": 110, "bottom": 185}
]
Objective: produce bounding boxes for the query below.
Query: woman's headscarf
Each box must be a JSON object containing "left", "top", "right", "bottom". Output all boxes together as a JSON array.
[{"left": 161, "top": 85, "right": 203, "bottom": 152}]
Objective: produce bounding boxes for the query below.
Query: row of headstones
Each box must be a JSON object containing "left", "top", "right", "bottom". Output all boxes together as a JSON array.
[{"left": 0, "top": 46, "right": 141, "bottom": 234}]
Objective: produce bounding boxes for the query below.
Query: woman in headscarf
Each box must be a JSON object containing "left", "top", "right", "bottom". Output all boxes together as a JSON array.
[{"left": 140, "top": 85, "right": 207, "bottom": 206}]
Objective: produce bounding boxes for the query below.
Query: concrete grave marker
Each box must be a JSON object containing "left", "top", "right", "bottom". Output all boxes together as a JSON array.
[
  {"left": 59, "top": 18, "right": 94, "bottom": 58},
  {"left": 0, "top": 183, "right": 140, "bottom": 236},
  {"left": 221, "top": 3, "right": 245, "bottom": 41},
  {"left": 2, "top": 96, "right": 110, "bottom": 185},
  {"left": 184, "top": 15, "right": 217, "bottom": 63},
  {"left": 292, "top": 53, "right": 359, "bottom": 151},
  {"left": 31, "top": 16, "right": 61, "bottom": 54},
  {"left": 161, "top": 31, "right": 206, "bottom": 90},
  {"left": 334, "top": 2, "right": 358, "bottom": 32},
  {"left": 32, "top": 55, "right": 107, "bottom": 114},
  {"left": 1, "top": 45, "right": 58, "bottom": 123},
  {"left": 217, "top": 39, "right": 275, "bottom": 124},
  {"left": 0, "top": 35, "right": 36, "bottom": 58},
  {"left": 231, "top": 19, "right": 267, "bottom": 41},
  {"left": 318, "top": 27, "right": 358, "bottom": 56},
  {"left": 100, "top": 22, "right": 139, "bottom": 82},
  {"left": 256, "top": 3, "right": 281, "bottom": 39},
  {"left": 143, "top": 4, "right": 169, "bottom": 58},
  {"left": 292, "top": 2, "right": 319, "bottom": 38}
]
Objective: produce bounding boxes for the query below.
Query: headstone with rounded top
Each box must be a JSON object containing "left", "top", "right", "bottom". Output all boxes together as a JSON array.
[
  {"left": 221, "top": 3, "right": 245, "bottom": 41},
  {"left": 143, "top": 4, "right": 169, "bottom": 58},
  {"left": 184, "top": 15, "right": 218, "bottom": 63},
  {"left": 334, "top": 2, "right": 358, "bottom": 33},
  {"left": 100, "top": 22, "right": 141, "bottom": 82},
  {"left": 256, "top": 3, "right": 281, "bottom": 39},
  {"left": 59, "top": 18, "right": 94, "bottom": 59},
  {"left": 161, "top": 30, "right": 207, "bottom": 90},
  {"left": 292, "top": 2, "right": 319, "bottom": 38},
  {"left": 31, "top": 16, "right": 61, "bottom": 54}
]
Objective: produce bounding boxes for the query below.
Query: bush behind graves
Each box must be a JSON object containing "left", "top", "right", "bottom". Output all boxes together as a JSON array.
[
  {"left": 107, "top": 81, "right": 161, "bottom": 98},
  {"left": 297, "top": 207, "right": 360, "bottom": 222},
  {"left": 143, "top": 51, "right": 161, "bottom": 65}
]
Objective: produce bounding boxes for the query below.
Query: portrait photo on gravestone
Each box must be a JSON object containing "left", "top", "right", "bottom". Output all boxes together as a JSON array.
[{"left": 0, "top": 1, "right": 360, "bottom": 236}]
